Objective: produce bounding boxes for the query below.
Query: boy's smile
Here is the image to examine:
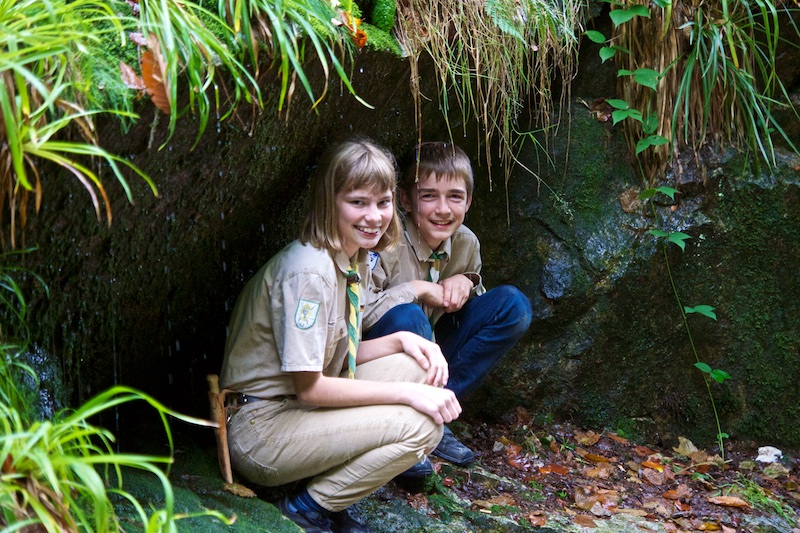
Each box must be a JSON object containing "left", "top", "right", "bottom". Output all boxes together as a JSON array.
[{"left": 401, "top": 173, "right": 472, "bottom": 251}]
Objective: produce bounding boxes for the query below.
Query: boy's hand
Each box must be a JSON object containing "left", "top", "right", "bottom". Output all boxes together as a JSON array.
[
  {"left": 439, "top": 274, "right": 473, "bottom": 312},
  {"left": 397, "top": 331, "right": 449, "bottom": 387}
]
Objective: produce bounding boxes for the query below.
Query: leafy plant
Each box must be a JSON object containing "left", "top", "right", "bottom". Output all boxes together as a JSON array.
[
  {"left": 597, "top": 0, "right": 800, "bottom": 183},
  {"left": 0, "top": 0, "right": 158, "bottom": 247},
  {"left": 0, "top": 384, "right": 229, "bottom": 532}
]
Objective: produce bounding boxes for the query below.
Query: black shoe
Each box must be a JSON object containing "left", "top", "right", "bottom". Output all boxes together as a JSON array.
[
  {"left": 395, "top": 457, "right": 433, "bottom": 479},
  {"left": 432, "top": 426, "right": 475, "bottom": 466},
  {"left": 331, "top": 506, "right": 373, "bottom": 533},
  {"left": 277, "top": 496, "right": 335, "bottom": 533}
]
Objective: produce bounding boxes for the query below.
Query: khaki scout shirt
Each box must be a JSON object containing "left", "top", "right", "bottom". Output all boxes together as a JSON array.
[
  {"left": 364, "top": 217, "right": 486, "bottom": 330},
  {"left": 220, "top": 240, "right": 368, "bottom": 398}
]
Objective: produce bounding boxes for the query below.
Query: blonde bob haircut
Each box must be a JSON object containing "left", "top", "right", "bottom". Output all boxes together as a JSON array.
[
  {"left": 301, "top": 138, "right": 400, "bottom": 254},
  {"left": 399, "top": 141, "right": 474, "bottom": 197}
]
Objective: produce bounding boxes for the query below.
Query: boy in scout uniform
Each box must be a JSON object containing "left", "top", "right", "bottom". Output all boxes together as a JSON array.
[{"left": 364, "top": 142, "right": 532, "bottom": 475}]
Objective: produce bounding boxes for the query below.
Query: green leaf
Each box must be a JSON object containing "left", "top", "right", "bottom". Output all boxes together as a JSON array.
[
  {"left": 636, "top": 135, "right": 669, "bottom": 155},
  {"left": 606, "top": 99, "right": 629, "bottom": 110},
  {"left": 630, "top": 5, "right": 652, "bottom": 17},
  {"left": 611, "top": 108, "right": 642, "bottom": 125},
  {"left": 617, "top": 68, "right": 633, "bottom": 77},
  {"left": 609, "top": 9, "right": 636, "bottom": 26},
  {"left": 648, "top": 229, "right": 668, "bottom": 238},
  {"left": 633, "top": 68, "right": 661, "bottom": 89},
  {"left": 655, "top": 186, "right": 679, "bottom": 200},
  {"left": 642, "top": 112, "right": 659, "bottom": 135},
  {"left": 639, "top": 188, "right": 657, "bottom": 200},
  {"left": 667, "top": 231, "right": 691, "bottom": 250},
  {"left": 684, "top": 305, "right": 717, "bottom": 320},
  {"left": 599, "top": 47, "right": 616, "bottom": 62},
  {"left": 694, "top": 362, "right": 712, "bottom": 374},
  {"left": 718, "top": 432, "right": 730, "bottom": 439},
  {"left": 585, "top": 30, "right": 606, "bottom": 44},
  {"left": 710, "top": 369, "right": 732, "bottom": 383}
]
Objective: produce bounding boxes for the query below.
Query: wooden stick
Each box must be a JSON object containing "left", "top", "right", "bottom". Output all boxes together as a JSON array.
[{"left": 207, "top": 374, "right": 233, "bottom": 484}]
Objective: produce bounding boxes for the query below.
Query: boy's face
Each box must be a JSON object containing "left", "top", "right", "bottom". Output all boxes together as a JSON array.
[{"left": 401, "top": 173, "right": 472, "bottom": 251}]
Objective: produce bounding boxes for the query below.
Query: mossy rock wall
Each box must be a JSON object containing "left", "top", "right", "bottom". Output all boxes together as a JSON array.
[{"left": 15, "top": 44, "right": 800, "bottom": 450}]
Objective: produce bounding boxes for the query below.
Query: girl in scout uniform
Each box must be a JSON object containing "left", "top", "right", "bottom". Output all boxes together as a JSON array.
[{"left": 219, "top": 139, "right": 461, "bottom": 533}]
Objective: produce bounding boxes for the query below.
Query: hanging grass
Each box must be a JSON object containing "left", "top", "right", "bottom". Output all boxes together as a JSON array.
[
  {"left": 609, "top": 0, "right": 800, "bottom": 183},
  {"left": 395, "top": 0, "right": 583, "bottom": 189}
]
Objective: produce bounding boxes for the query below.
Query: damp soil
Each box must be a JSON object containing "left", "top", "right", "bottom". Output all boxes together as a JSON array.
[{"left": 368, "top": 407, "right": 800, "bottom": 532}]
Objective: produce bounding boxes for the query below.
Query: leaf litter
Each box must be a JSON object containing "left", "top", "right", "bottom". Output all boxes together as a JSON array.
[{"left": 378, "top": 407, "right": 800, "bottom": 531}]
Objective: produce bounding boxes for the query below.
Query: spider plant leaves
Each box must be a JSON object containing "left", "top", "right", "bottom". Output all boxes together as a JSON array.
[{"left": 137, "top": 0, "right": 260, "bottom": 145}]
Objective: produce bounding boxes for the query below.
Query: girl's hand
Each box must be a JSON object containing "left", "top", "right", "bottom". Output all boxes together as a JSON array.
[
  {"left": 397, "top": 331, "right": 449, "bottom": 387},
  {"left": 409, "top": 279, "right": 445, "bottom": 308},
  {"left": 405, "top": 383, "right": 461, "bottom": 424}
]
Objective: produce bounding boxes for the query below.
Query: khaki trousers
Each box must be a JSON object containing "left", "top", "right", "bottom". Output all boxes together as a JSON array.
[{"left": 227, "top": 353, "right": 443, "bottom": 511}]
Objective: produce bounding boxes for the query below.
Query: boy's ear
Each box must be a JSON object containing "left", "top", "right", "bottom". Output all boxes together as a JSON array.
[
  {"left": 399, "top": 189, "right": 413, "bottom": 212},
  {"left": 465, "top": 194, "right": 473, "bottom": 211}
]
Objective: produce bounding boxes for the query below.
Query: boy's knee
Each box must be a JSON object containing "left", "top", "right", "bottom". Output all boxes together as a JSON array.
[{"left": 492, "top": 285, "right": 533, "bottom": 329}]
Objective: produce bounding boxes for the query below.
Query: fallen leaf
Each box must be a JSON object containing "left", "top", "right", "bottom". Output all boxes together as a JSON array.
[
  {"left": 528, "top": 513, "right": 547, "bottom": 526},
  {"left": 721, "top": 525, "right": 736, "bottom": 533},
  {"left": 707, "top": 496, "right": 751, "bottom": 508},
  {"left": 620, "top": 188, "right": 641, "bottom": 213},
  {"left": 642, "top": 460, "right": 664, "bottom": 472},
  {"left": 584, "top": 463, "right": 615, "bottom": 479},
  {"left": 663, "top": 483, "right": 692, "bottom": 500},
  {"left": 406, "top": 493, "right": 428, "bottom": 510},
  {"left": 575, "top": 430, "right": 601, "bottom": 446},
  {"left": 614, "top": 508, "right": 648, "bottom": 516},
  {"left": 540, "top": 463, "right": 570, "bottom": 475},
  {"left": 223, "top": 482, "right": 256, "bottom": 498},
  {"left": 642, "top": 468, "right": 665, "bottom": 486},
  {"left": 119, "top": 61, "right": 145, "bottom": 90},
  {"left": 574, "top": 514, "right": 598, "bottom": 528},
  {"left": 763, "top": 462, "right": 791, "bottom": 479},
  {"left": 486, "top": 494, "right": 516, "bottom": 507},
  {"left": 698, "top": 522, "right": 722, "bottom": 531},
  {"left": 607, "top": 432, "right": 629, "bottom": 445},
  {"left": 673, "top": 436, "right": 699, "bottom": 456},
  {"left": 140, "top": 34, "right": 171, "bottom": 114},
  {"left": 634, "top": 445, "right": 656, "bottom": 457},
  {"left": 442, "top": 477, "right": 455, "bottom": 487}
]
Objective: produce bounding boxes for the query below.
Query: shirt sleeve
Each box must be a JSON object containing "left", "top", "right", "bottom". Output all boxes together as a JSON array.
[
  {"left": 362, "top": 253, "right": 417, "bottom": 331},
  {"left": 274, "top": 270, "right": 333, "bottom": 372}
]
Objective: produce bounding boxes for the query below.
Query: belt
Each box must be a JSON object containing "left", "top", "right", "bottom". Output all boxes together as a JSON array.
[
  {"left": 237, "top": 393, "right": 265, "bottom": 405},
  {"left": 234, "top": 393, "right": 296, "bottom": 405}
]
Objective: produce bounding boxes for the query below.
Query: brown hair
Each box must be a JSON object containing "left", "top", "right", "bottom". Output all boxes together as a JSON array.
[
  {"left": 300, "top": 138, "right": 400, "bottom": 253},
  {"left": 399, "top": 142, "right": 474, "bottom": 197}
]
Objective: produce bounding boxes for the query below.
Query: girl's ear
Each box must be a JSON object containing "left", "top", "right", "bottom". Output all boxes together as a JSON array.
[{"left": 399, "top": 189, "right": 413, "bottom": 212}]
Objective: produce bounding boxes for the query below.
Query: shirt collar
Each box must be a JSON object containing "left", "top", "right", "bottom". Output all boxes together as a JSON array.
[{"left": 333, "top": 248, "right": 367, "bottom": 278}]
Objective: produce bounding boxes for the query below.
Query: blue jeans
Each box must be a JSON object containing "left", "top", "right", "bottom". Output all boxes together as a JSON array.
[{"left": 364, "top": 285, "right": 532, "bottom": 399}]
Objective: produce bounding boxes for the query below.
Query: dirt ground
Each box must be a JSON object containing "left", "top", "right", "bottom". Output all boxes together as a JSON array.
[{"left": 375, "top": 407, "right": 800, "bottom": 532}]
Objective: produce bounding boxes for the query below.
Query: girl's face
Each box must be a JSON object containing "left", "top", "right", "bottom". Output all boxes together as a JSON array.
[{"left": 335, "top": 186, "right": 394, "bottom": 259}]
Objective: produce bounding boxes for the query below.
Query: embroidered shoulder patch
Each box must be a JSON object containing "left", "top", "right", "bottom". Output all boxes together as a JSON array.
[
  {"left": 368, "top": 251, "right": 380, "bottom": 271},
  {"left": 295, "top": 299, "right": 320, "bottom": 329}
]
